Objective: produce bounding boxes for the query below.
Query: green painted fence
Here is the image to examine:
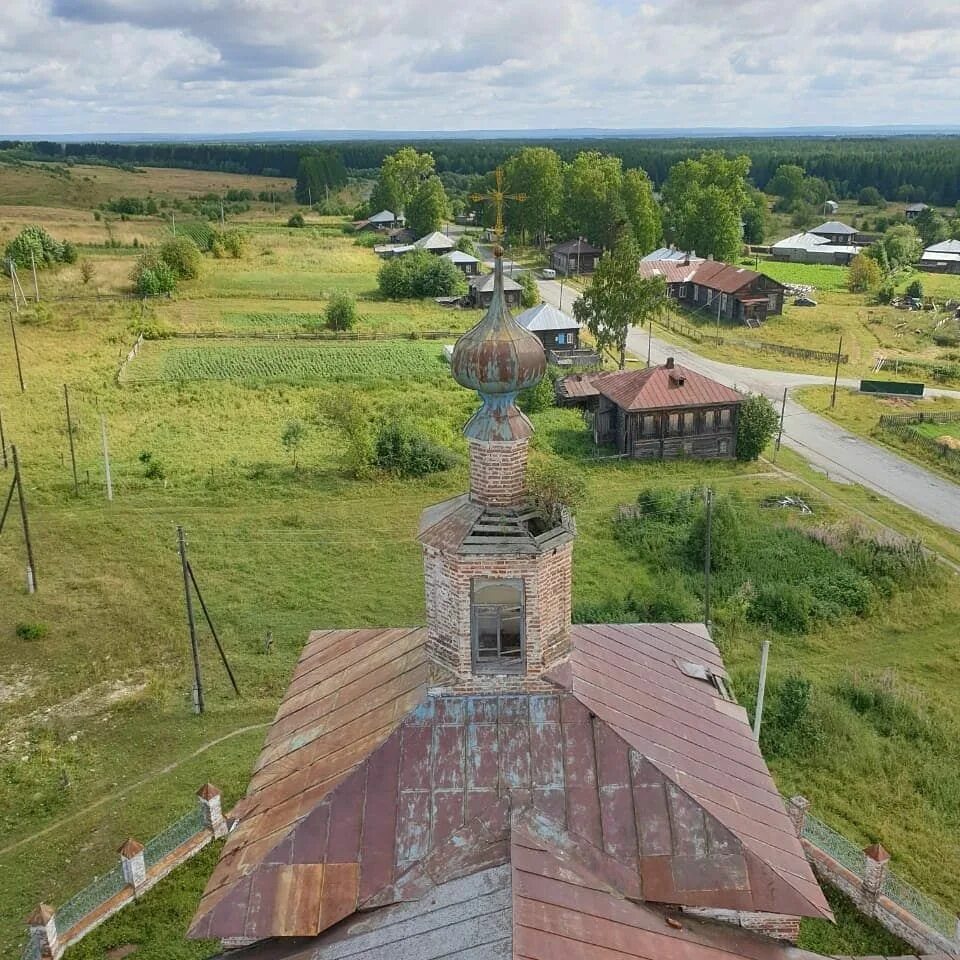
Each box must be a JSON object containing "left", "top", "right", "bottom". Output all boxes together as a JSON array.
[{"left": 860, "top": 379, "right": 925, "bottom": 397}]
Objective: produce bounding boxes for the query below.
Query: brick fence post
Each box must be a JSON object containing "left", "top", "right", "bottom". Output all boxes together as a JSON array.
[
  {"left": 118, "top": 838, "right": 147, "bottom": 892},
  {"left": 197, "top": 783, "right": 228, "bottom": 838},
  {"left": 861, "top": 843, "right": 891, "bottom": 914},
  {"left": 26, "top": 903, "right": 60, "bottom": 959},
  {"left": 786, "top": 795, "right": 809, "bottom": 838}
]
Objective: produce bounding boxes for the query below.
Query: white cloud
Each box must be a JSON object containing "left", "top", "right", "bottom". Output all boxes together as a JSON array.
[{"left": 0, "top": 0, "right": 958, "bottom": 133}]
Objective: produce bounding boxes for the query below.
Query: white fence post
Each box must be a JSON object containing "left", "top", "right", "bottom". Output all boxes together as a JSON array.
[
  {"left": 197, "top": 783, "right": 228, "bottom": 838},
  {"left": 26, "top": 903, "right": 60, "bottom": 959},
  {"left": 118, "top": 838, "right": 147, "bottom": 893},
  {"left": 861, "top": 843, "right": 891, "bottom": 914}
]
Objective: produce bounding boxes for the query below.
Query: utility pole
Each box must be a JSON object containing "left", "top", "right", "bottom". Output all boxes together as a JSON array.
[
  {"left": 12, "top": 446, "right": 37, "bottom": 592},
  {"left": 177, "top": 525, "right": 205, "bottom": 714},
  {"left": 10, "top": 318, "right": 25, "bottom": 392},
  {"left": 63, "top": 385, "right": 79, "bottom": 496},
  {"left": 703, "top": 488, "right": 713, "bottom": 629},
  {"left": 307, "top": 186, "right": 312, "bottom": 208},
  {"left": 100, "top": 414, "right": 113, "bottom": 501},
  {"left": 715, "top": 295, "right": 722, "bottom": 344},
  {"left": 0, "top": 408, "right": 7, "bottom": 469},
  {"left": 774, "top": 387, "right": 787, "bottom": 460},
  {"left": 647, "top": 321, "right": 653, "bottom": 368},
  {"left": 831, "top": 335, "right": 843, "bottom": 409},
  {"left": 753, "top": 640, "right": 771, "bottom": 741},
  {"left": 30, "top": 252, "right": 39, "bottom": 303},
  {"left": 558, "top": 275, "right": 565, "bottom": 311},
  {"left": 186, "top": 563, "right": 240, "bottom": 696},
  {"left": 171, "top": 211, "right": 176, "bottom": 236},
  {"left": 220, "top": 199, "right": 225, "bottom": 229}
]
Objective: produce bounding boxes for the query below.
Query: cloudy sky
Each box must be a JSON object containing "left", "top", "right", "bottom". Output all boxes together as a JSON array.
[{"left": 3, "top": 0, "right": 959, "bottom": 135}]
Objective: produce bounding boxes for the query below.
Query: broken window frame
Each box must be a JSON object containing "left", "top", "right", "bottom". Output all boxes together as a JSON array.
[{"left": 471, "top": 578, "right": 525, "bottom": 674}]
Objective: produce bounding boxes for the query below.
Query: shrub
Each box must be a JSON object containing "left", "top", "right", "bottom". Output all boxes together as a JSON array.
[
  {"left": 518, "top": 271, "right": 539, "bottom": 308},
  {"left": 159, "top": 237, "right": 202, "bottom": 280},
  {"left": 139, "top": 451, "right": 166, "bottom": 480},
  {"left": 748, "top": 582, "right": 814, "bottom": 632},
  {"left": 61, "top": 241, "right": 77, "bottom": 264},
  {"left": 324, "top": 291, "right": 357, "bottom": 331},
  {"left": 4, "top": 226, "right": 66, "bottom": 268},
  {"left": 518, "top": 372, "right": 556, "bottom": 413},
  {"left": 905, "top": 278, "right": 924, "bottom": 299},
  {"left": 377, "top": 250, "right": 466, "bottom": 299},
  {"left": 287, "top": 212, "right": 306, "bottom": 228},
  {"left": 79, "top": 259, "right": 95, "bottom": 285},
  {"left": 735, "top": 394, "right": 779, "bottom": 461},
  {"left": 456, "top": 234, "right": 477, "bottom": 256},
  {"left": 526, "top": 456, "right": 587, "bottom": 526},
  {"left": 374, "top": 420, "right": 457, "bottom": 477},
  {"left": 219, "top": 229, "right": 247, "bottom": 258},
  {"left": 876, "top": 282, "right": 895, "bottom": 304},
  {"left": 759, "top": 674, "right": 820, "bottom": 759},
  {"left": 281, "top": 419, "right": 306, "bottom": 468},
  {"left": 687, "top": 492, "right": 745, "bottom": 572},
  {"left": 15, "top": 622, "right": 47, "bottom": 641},
  {"left": 132, "top": 254, "right": 176, "bottom": 296},
  {"left": 847, "top": 253, "right": 882, "bottom": 292}
]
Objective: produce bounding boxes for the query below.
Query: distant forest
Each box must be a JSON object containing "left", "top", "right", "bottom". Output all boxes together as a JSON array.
[{"left": 4, "top": 136, "right": 960, "bottom": 204}]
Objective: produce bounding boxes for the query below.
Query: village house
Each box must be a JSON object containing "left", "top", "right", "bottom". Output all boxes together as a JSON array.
[
  {"left": 374, "top": 230, "right": 456, "bottom": 260},
  {"left": 353, "top": 209, "right": 405, "bottom": 232},
  {"left": 809, "top": 220, "right": 860, "bottom": 245},
  {"left": 919, "top": 238, "right": 960, "bottom": 274},
  {"left": 513, "top": 301, "right": 600, "bottom": 366},
  {"left": 770, "top": 231, "right": 862, "bottom": 265},
  {"left": 550, "top": 237, "right": 602, "bottom": 275},
  {"left": 468, "top": 269, "right": 522, "bottom": 308},
  {"left": 558, "top": 357, "right": 743, "bottom": 460},
  {"left": 905, "top": 202, "right": 930, "bottom": 221},
  {"left": 442, "top": 249, "right": 481, "bottom": 275},
  {"left": 642, "top": 245, "right": 703, "bottom": 263},
  {"left": 187, "top": 254, "right": 832, "bottom": 959},
  {"left": 638, "top": 258, "right": 786, "bottom": 326}
]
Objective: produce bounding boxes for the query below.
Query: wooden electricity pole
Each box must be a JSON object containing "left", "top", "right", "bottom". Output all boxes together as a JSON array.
[
  {"left": 0, "top": 408, "right": 7, "bottom": 469},
  {"left": 30, "top": 252, "right": 39, "bottom": 303},
  {"left": 774, "top": 387, "right": 787, "bottom": 460},
  {"left": 100, "top": 414, "right": 113, "bottom": 501},
  {"left": 753, "top": 640, "right": 771, "bottom": 741},
  {"left": 831, "top": 335, "right": 843, "bottom": 409},
  {"left": 703, "top": 488, "right": 713, "bottom": 629},
  {"left": 10, "top": 318, "right": 25, "bottom": 392},
  {"left": 177, "top": 525, "right": 205, "bottom": 714},
  {"left": 63, "top": 385, "right": 79, "bottom": 496}
]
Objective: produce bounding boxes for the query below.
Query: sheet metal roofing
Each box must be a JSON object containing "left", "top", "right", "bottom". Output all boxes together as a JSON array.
[
  {"left": 368, "top": 210, "right": 401, "bottom": 224},
  {"left": 810, "top": 221, "right": 858, "bottom": 236},
  {"left": 443, "top": 249, "right": 480, "bottom": 263},
  {"left": 552, "top": 238, "right": 602, "bottom": 255},
  {"left": 191, "top": 622, "right": 829, "bottom": 949},
  {"left": 594, "top": 362, "right": 744, "bottom": 412},
  {"left": 637, "top": 261, "right": 700, "bottom": 284},
  {"left": 513, "top": 302, "right": 580, "bottom": 332},
  {"left": 414, "top": 231, "right": 456, "bottom": 251},
  {"left": 771, "top": 233, "right": 861, "bottom": 256},
  {"left": 470, "top": 271, "right": 523, "bottom": 293},
  {"left": 925, "top": 239, "right": 960, "bottom": 255},
  {"left": 687, "top": 261, "right": 779, "bottom": 295},
  {"left": 642, "top": 247, "right": 704, "bottom": 263}
]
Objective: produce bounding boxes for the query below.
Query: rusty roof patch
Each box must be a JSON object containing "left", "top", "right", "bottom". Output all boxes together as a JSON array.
[{"left": 595, "top": 362, "right": 744, "bottom": 412}]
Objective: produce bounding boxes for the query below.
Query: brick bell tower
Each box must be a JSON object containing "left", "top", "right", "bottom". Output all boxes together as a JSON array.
[{"left": 418, "top": 250, "right": 575, "bottom": 688}]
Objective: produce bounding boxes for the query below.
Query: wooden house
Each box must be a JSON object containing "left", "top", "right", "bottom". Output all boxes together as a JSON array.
[
  {"left": 513, "top": 301, "right": 599, "bottom": 366},
  {"left": 468, "top": 271, "right": 522, "bottom": 308},
  {"left": 442, "top": 250, "right": 481, "bottom": 276},
  {"left": 354, "top": 209, "right": 405, "bottom": 232},
  {"left": 559, "top": 358, "right": 742, "bottom": 460},
  {"left": 550, "top": 238, "right": 602, "bottom": 275},
  {"left": 920, "top": 239, "right": 960, "bottom": 274},
  {"left": 809, "top": 220, "right": 860, "bottom": 245},
  {"left": 638, "top": 259, "right": 786, "bottom": 326},
  {"left": 414, "top": 231, "right": 456, "bottom": 255},
  {"left": 905, "top": 203, "right": 929, "bottom": 221}
]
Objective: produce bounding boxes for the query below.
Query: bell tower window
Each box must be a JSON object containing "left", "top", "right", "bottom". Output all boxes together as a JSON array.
[{"left": 471, "top": 578, "right": 524, "bottom": 673}]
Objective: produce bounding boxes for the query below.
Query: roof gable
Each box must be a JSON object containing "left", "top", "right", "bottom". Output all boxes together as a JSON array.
[
  {"left": 596, "top": 363, "right": 743, "bottom": 412},
  {"left": 514, "top": 302, "right": 580, "bottom": 332},
  {"left": 552, "top": 238, "right": 602, "bottom": 255},
  {"left": 810, "top": 221, "right": 857, "bottom": 235}
]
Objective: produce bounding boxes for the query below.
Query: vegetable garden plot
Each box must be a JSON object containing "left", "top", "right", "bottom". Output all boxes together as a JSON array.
[{"left": 121, "top": 339, "right": 448, "bottom": 384}]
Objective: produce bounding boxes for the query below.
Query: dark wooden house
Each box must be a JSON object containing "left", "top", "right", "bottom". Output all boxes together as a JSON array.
[
  {"left": 809, "top": 220, "right": 859, "bottom": 245},
  {"left": 639, "top": 259, "right": 786, "bottom": 326},
  {"left": 550, "top": 238, "right": 602, "bottom": 275},
  {"left": 468, "top": 271, "right": 522, "bottom": 308},
  {"left": 513, "top": 302, "right": 580, "bottom": 351},
  {"left": 560, "top": 359, "right": 742, "bottom": 459},
  {"left": 443, "top": 250, "right": 481, "bottom": 275}
]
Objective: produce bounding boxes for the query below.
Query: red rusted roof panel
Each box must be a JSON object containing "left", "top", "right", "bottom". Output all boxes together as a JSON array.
[{"left": 597, "top": 363, "right": 744, "bottom": 412}]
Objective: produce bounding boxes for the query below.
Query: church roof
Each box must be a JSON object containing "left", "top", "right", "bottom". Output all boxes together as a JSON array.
[{"left": 189, "top": 623, "right": 831, "bottom": 947}]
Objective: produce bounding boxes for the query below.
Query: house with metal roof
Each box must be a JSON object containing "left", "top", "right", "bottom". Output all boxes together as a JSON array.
[
  {"left": 442, "top": 249, "right": 481, "bottom": 276},
  {"left": 188, "top": 254, "right": 833, "bottom": 959},
  {"left": 905, "top": 203, "right": 930, "bottom": 221},
  {"left": 920, "top": 239, "right": 960, "bottom": 274},
  {"left": 809, "top": 221, "right": 860, "bottom": 245},
  {"left": 414, "top": 231, "right": 456, "bottom": 254},
  {"left": 354, "top": 210, "right": 405, "bottom": 232},
  {"left": 559, "top": 358, "right": 743, "bottom": 460},
  {"left": 642, "top": 246, "right": 704, "bottom": 264},
  {"left": 771, "top": 232, "right": 862, "bottom": 265},
  {"left": 513, "top": 301, "right": 600, "bottom": 367},
  {"left": 468, "top": 269, "right": 522, "bottom": 308},
  {"left": 550, "top": 237, "right": 602, "bottom": 275}
]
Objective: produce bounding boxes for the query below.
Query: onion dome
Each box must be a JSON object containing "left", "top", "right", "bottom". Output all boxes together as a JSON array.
[{"left": 451, "top": 251, "right": 546, "bottom": 441}]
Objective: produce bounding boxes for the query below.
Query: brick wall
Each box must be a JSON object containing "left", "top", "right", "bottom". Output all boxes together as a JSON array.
[
  {"left": 423, "top": 542, "right": 573, "bottom": 682},
  {"left": 468, "top": 438, "right": 529, "bottom": 507},
  {"left": 680, "top": 907, "right": 800, "bottom": 943}
]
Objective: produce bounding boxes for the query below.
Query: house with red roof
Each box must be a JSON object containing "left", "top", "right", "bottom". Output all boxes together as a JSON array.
[{"left": 188, "top": 255, "right": 831, "bottom": 959}]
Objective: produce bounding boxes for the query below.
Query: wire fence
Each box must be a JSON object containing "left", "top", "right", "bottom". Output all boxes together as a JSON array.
[
  {"left": 801, "top": 811, "right": 868, "bottom": 879},
  {"left": 55, "top": 863, "right": 126, "bottom": 936},
  {"left": 21, "top": 938, "right": 41, "bottom": 960},
  {"left": 879, "top": 420, "right": 960, "bottom": 473},
  {"left": 879, "top": 410, "right": 960, "bottom": 426},
  {"left": 143, "top": 806, "right": 206, "bottom": 869},
  {"left": 882, "top": 870, "right": 957, "bottom": 939}
]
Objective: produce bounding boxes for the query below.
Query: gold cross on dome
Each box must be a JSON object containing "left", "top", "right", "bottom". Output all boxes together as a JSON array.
[{"left": 470, "top": 166, "right": 526, "bottom": 244}]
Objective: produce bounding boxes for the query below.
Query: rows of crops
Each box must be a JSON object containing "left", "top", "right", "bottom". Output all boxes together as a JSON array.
[
  {"left": 751, "top": 259, "right": 849, "bottom": 292},
  {"left": 223, "top": 311, "right": 322, "bottom": 328},
  {"left": 122, "top": 339, "right": 448, "bottom": 384}
]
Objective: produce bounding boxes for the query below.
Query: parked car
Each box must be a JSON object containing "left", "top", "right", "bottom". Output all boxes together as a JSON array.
[
  {"left": 794, "top": 295, "right": 817, "bottom": 307},
  {"left": 541, "top": 268, "right": 556, "bottom": 279}
]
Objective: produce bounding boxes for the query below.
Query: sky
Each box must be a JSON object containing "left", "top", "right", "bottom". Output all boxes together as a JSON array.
[{"left": 3, "top": 0, "right": 960, "bottom": 136}]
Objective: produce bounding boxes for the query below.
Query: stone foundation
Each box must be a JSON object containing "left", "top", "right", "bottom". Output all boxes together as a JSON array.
[{"left": 468, "top": 438, "right": 529, "bottom": 507}]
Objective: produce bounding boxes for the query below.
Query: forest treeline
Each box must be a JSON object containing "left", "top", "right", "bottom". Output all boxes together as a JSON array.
[{"left": 4, "top": 135, "right": 960, "bottom": 203}]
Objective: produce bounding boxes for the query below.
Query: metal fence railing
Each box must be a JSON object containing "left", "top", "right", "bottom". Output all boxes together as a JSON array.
[
  {"left": 55, "top": 863, "right": 126, "bottom": 936},
  {"left": 801, "top": 812, "right": 868, "bottom": 879},
  {"left": 143, "top": 806, "right": 205, "bottom": 869},
  {"left": 882, "top": 869, "right": 957, "bottom": 939}
]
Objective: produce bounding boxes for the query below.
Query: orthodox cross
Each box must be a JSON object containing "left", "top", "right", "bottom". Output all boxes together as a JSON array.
[{"left": 470, "top": 166, "right": 525, "bottom": 244}]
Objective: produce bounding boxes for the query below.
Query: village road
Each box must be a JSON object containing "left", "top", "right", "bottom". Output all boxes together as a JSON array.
[{"left": 537, "top": 278, "right": 960, "bottom": 534}]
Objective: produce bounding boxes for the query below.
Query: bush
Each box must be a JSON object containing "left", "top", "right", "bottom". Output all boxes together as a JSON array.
[
  {"left": 847, "top": 253, "right": 882, "bottom": 292},
  {"left": 15, "top": 622, "right": 48, "bottom": 641},
  {"left": 518, "top": 271, "right": 539, "bottom": 308},
  {"left": 526, "top": 456, "right": 587, "bottom": 526},
  {"left": 905, "top": 278, "right": 923, "bottom": 299},
  {"left": 132, "top": 254, "right": 177, "bottom": 296},
  {"left": 759, "top": 675, "right": 821, "bottom": 759},
  {"left": 287, "top": 212, "right": 306, "bottom": 228},
  {"left": 858, "top": 186, "right": 885, "bottom": 207},
  {"left": 4, "top": 226, "right": 66, "bottom": 268},
  {"left": 748, "top": 582, "right": 815, "bottom": 632},
  {"left": 687, "top": 492, "right": 745, "bottom": 572},
  {"left": 374, "top": 420, "right": 457, "bottom": 477},
  {"left": 736, "top": 394, "right": 779, "bottom": 461},
  {"left": 518, "top": 373, "right": 555, "bottom": 413},
  {"left": 79, "top": 260, "right": 95, "bottom": 285},
  {"left": 456, "top": 235, "right": 477, "bottom": 256},
  {"left": 159, "top": 237, "right": 202, "bottom": 279},
  {"left": 876, "top": 282, "right": 895, "bottom": 304},
  {"left": 377, "top": 250, "right": 466, "bottom": 299},
  {"left": 219, "top": 229, "right": 247, "bottom": 259},
  {"left": 324, "top": 291, "right": 357, "bottom": 331},
  {"left": 138, "top": 451, "right": 166, "bottom": 480}
]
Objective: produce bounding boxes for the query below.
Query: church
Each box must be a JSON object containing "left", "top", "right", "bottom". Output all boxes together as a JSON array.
[{"left": 188, "top": 248, "right": 833, "bottom": 959}]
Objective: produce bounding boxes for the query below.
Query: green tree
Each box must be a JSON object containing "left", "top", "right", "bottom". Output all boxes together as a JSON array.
[
  {"left": 377, "top": 251, "right": 466, "bottom": 299},
  {"left": 281, "top": 419, "right": 306, "bottom": 469},
  {"left": 563, "top": 151, "right": 626, "bottom": 249},
  {"left": 573, "top": 231, "right": 666, "bottom": 369},
  {"left": 504, "top": 147, "right": 563, "bottom": 245},
  {"left": 847, "top": 253, "right": 882, "bottom": 292},
  {"left": 871, "top": 224, "right": 922, "bottom": 271},
  {"left": 741, "top": 187, "right": 770, "bottom": 244},
  {"left": 621, "top": 168, "right": 661, "bottom": 253},
  {"left": 319, "top": 388, "right": 376, "bottom": 479},
  {"left": 689, "top": 185, "right": 743, "bottom": 262},
  {"left": 406, "top": 175, "right": 449, "bottom": 236},
  {"left": 768, "top": 164, "right": 807, "bottom": 208},
  {"left": 131, "top": 254, "right": 177, "bottom": 296},
  {"left": 374, "top": 147, "right": 435, "bottom": 215},
  {"left": 4, "top": 225, "right": 65, "bottom": 268},
  {"left": 518, "top": 271, "right": 539, "bottom": 309},
  {"left": 858, "top": 186, "right": 885, "bottom": 207},
  {"left": 735, "top": 394, "right": 779, "bottom": 461},
  {"left": 456, "top": 234, "right": 477, "bottom": 256},
  {"left": 912, "top": 207, "right": 948, "bottom": 246},
  {"left": 287, "top": 212, "right": 306, "bottom": 228},
  {"left": 159, "top": 237, "right": 202, "bottom": 280},
  {"left": 325, "top": 291, "right": 357, "bottom": 330}
]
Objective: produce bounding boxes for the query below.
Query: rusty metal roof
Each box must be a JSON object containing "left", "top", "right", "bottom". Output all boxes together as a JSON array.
[
  {"left": 638, "top": 261, "right": 701, "bottom": 284},
  {"left": 192, "top": 624, "right": 830, "bottom": 944},
  {"left": 595, "top": 362, "right": 744, "bottom": 412},
  {"left": 555, "top": 370, "right": 617, "bottom": 401}
]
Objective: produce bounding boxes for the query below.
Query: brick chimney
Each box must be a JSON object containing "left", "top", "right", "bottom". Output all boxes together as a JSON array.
[{"left": 666, "top": 357, "right": 675, "bottom": 369}]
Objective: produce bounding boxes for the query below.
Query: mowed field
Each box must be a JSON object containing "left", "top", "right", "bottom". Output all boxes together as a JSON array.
[{"left": 1, "top": 163, "right": 960, "bottom": 958}]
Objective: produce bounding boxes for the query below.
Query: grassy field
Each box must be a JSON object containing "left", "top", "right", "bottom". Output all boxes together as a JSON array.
[
  {"left": 795, "top": 387, "right": 960, "bottom": 480},
  {"left": 2, "top": 163, "right": 960, "bottom": 958}
]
